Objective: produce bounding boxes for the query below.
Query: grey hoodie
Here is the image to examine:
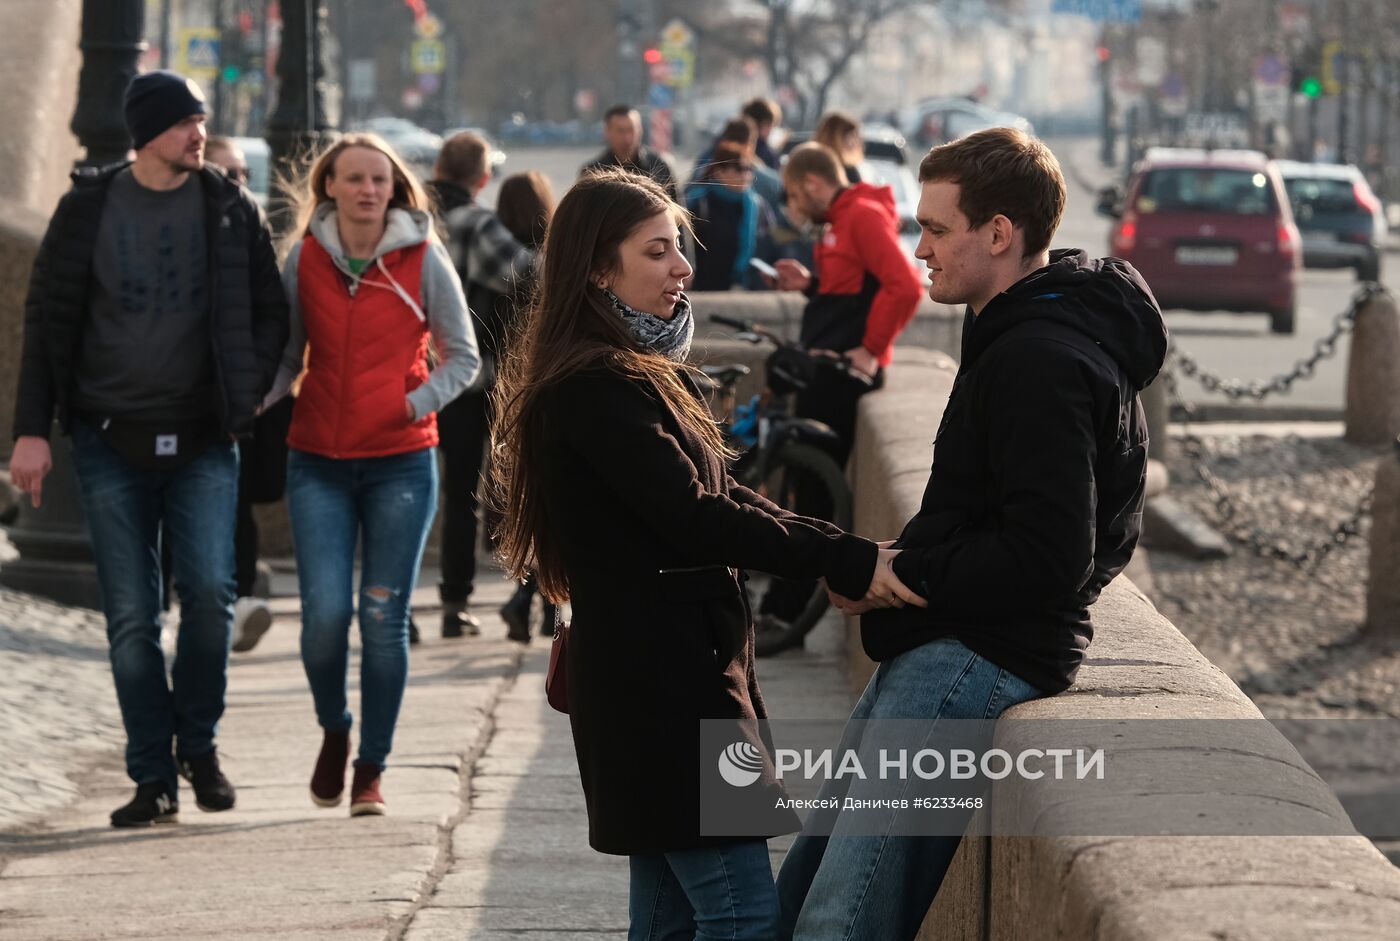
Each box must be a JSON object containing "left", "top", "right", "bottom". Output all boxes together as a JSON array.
[{"left": 266, "top": 203, "right": 480, "bottom": 420}]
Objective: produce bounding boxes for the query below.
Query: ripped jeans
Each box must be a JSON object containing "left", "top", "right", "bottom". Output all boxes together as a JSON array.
[{"left": 287, "top": 447, "right": 438, "bottom": 769}]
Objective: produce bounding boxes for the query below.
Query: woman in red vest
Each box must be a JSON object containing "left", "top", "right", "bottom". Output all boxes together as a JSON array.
[{"left": 266, "top": 133, "right": 478, "bottom": 817}]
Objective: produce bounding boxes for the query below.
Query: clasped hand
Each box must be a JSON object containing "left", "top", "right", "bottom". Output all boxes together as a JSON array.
[{"left": 828, "top": 545, "right": 926, "bottom": 616}]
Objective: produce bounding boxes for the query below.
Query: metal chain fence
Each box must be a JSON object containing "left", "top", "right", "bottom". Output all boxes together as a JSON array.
[{"left": 1162, "top": 283, "right": 1388, "bottom": 572}]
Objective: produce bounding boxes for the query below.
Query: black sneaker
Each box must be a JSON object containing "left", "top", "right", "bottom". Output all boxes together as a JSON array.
[
  {"left": 110, "top": 782, "right": 179, "bottom": 828},
  {"left": 177, "top": 748, "right": 236, "bottom": 812},
  {"left": 441, "top": 610, "right": 481, "bottom": 639},
  {"left": 408, "top": 617, "right": 422, "bottom": 646}
]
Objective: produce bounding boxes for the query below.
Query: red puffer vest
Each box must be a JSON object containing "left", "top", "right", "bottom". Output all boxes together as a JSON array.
[{"left": 287, "top": 235, "right": 438, "bottom": 458}]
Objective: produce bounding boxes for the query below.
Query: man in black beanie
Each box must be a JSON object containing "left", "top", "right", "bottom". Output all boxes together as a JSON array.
[{"left": 9, "top": 70, "right": 289, "bottom": 827}]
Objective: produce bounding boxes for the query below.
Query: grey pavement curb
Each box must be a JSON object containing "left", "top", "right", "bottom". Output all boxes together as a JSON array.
[
  {"left": 1143, "top": 493, "right": 1232, "bottom": 559},
  {"left": 388, "top": 646, "right": 524, "bottom": 940}
]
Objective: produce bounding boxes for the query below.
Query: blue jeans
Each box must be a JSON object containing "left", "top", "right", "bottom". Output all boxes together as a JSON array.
[
  {"left": 287, "top": 448, "right": 437, "bottom": 769},
  {"left": 775, "top": 638, "right": 1044, "bottom": 941},
  {"left": 630, "top": 840, "right": 779, "bottom": 941},
  {"left": 70, "top": 419, "right": 239, "bottom": 792}
]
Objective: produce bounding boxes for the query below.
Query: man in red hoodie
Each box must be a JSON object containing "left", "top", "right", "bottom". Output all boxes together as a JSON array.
[{"left": 759, "top": 142, "right": 923, "bottom": 631}]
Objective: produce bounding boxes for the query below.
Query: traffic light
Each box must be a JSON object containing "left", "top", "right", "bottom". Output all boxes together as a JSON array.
[
  {"left": 643, "top": 47, "right": 663, "bottom": 65},
  {"left": 1292, "top": 42, "right": 1322, "bottom": 98},
  {"left": 220, "top": 25, "right": 248, "bottom": 84},
  {"left": 1096, "top": 45, "right": 1111, "bottom": 63}
]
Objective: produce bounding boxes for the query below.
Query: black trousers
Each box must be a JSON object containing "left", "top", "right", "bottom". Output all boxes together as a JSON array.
[
  {"left": 234, "top": 397, "right": 294, "bottom": 597},
  {"left": 436, "top": 387, "right": 493, "bottom": 606},
  {"left": 760, "top": 365, "right": 882, "bottom": 619}
]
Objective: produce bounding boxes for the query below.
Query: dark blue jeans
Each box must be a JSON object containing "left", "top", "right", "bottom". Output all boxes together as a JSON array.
[
  {"left": 629, "top": 839, "right": 779, "bottom": 941},
  {"left": 776, "top": 637, "right": 1044, "bottom": 941},
  {"left": 287, "top": 447, "right": 437, "bottom": 769},
  {"left": 70, "top": 419, "right": 239, "bottom": 793}
]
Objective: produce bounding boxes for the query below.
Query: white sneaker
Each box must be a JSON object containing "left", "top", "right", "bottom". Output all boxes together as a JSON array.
[{"left": 231, "top": 597, "right": 273, "bottom": 653}]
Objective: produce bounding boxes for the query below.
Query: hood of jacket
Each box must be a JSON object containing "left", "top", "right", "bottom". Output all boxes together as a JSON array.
[
  {"left": 965, "top": 248, "right": 1168, "bottom": 390},
  {"left": 827, "top": 181, "right": 899, "bottom": 227},
  {"left": 309, "top": 202, "right": 434, "bottom": 276}
]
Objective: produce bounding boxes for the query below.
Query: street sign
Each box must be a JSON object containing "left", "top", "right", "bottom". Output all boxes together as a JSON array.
[
  {"left": 1136, "top": 37, "right": 1166, "bottom": 86},
  {"left": 411, "top": 39, "right": 446, "bottom": 75},
  {"left": 1321, "top": 40, "right": 1344, "bottom": 96},
  {"left": 1049, "top": 0, "right": 1141, "bottom": 23},
  {"left": 1254, "top": 54, "right": 1288, "bottom": 86},
  {"left": 414, "top": 13, "right": 442, "bottom": 39},
  {"left": 348, "top": 59, "right": 376, "bottom": 103},
  {"left": 647, "top": 82, "right": 675, "bottom": 109},
  {"left": 658, "top": 17, "right": 695, "bottom": 89},
  {"left": 178, "top": 27, "right": 221, "bottom": 81}
]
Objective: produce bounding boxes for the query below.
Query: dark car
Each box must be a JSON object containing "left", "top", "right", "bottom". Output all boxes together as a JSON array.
[
  {"left": 1097, "top": 148, "right": 1301, "bottom": 334},
  {"left": 1275, "top": 160, "right": 1386, "bottom": 282}
]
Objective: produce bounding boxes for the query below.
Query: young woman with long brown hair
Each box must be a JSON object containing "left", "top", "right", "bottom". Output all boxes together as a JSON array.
[
  {"left": 490, "top": 168, "right": 920, "bottom": 938},
  {"left": 266, "top": 133, "right": 478, "bottom": 817}
]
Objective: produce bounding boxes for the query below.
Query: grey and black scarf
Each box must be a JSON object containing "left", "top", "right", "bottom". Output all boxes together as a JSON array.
[{"left": 605, "top": 289, "right": 694, "bottom": 362}]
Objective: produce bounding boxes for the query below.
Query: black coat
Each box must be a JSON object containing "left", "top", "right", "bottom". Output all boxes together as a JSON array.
[
  {"left": 865, "top": 250, "right": 1169, "bottom": 694},
  {"left": 539, "top": 366, "right": 878, "bottom": 855},
  {"left": 12, "top": 162, "right": 289, "bottom": 440}
]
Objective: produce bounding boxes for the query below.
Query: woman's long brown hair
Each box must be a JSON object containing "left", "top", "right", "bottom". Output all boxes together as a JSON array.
[
  {"left": 489, "top": 168, "right": 722, "bottom": 603},
  {"left": 275, "top": 132, "right": 431, "bottom": 259}
]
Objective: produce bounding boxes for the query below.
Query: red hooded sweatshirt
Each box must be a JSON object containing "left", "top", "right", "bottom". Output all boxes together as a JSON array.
[{"left": 801, "top": 182, "right": 923, "bottom": 367}]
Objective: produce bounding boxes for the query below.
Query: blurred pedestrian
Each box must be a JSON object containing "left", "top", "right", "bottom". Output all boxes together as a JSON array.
[
  {"left": 491, "top": 170, "right": 558, "bottom": 642},
  {"left": 490, "top": 167, "right": 914, "bottom": 939},
  {"left": 690, "top": 117, "right": 784, "bottom": 218},
  {"left": 10, "top": 71, "right": 289, "bottom": 827},
  {"left": 268, "top": 133, "right": 479, "bottom": 817},
  {"left": 756, "top": 142, "right": 922, "bottom": 639},
  {"left": 204, "top": 134, "right": 292, "bottom": 653},
  {"left": 742, "top": 97, "right": 784, "bottom": 170},
  {"left": 685, "top": 143, "right": 773, "bottom": 291},
  {"left": 814, "top": 110, "right": 865, "bottom": 183},
  {"left": 580, "top": 104, "right": 677, "bottom": 200},
  {"left": 428, "top": 131, "right": 536, "bottom": 641}
]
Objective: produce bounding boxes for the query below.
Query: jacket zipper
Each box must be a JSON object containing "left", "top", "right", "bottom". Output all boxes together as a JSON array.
[
  {"left": 206, "top": 185, "right": 231, "bottom": 431},
  {"left": 333, "top": 252, "right": 356, "bottom": 458}
]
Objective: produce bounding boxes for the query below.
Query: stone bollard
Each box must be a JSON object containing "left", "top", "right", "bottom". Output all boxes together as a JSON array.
[
  {"left": 1344, "top": 289, "right": 1400, "bottom": 445},
  {"left": 1141, "top": 374, "right": 1171, "bottom": 464},
  {"left": 1367, "top": 438, "right": 1400, "bottom": 634}
]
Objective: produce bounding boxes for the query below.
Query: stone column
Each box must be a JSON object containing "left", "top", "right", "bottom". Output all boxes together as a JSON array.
[
  {"left": 1344, "top": 289, "right": 1400, "bottom": 446},
  {"left": 1367, "top": 438, "right": 1400, "bottom": 635}
]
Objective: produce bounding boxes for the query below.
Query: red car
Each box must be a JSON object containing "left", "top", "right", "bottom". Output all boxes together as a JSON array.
[{"left": 1098, "top": 148, "right": 1302, "bottom": 333}]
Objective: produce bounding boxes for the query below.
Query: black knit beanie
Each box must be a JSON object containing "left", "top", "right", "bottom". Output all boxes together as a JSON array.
[{"left": 124, "top": 70, "right": 208, "bottom": 150}]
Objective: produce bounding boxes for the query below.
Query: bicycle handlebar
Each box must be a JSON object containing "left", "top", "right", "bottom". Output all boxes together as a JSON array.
[{"left": 708, "top": 313, "right": 875, "bottom": 386}]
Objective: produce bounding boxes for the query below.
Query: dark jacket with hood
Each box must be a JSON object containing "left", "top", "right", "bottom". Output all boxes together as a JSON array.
[
  {"left": 13, "top": 161, "right": 288, "bottom": 440},
  {"left": 864, "top": 250, "right": 1169, "bottom": 694}
]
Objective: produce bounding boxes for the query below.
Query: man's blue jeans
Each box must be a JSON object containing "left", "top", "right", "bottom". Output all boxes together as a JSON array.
[
  {"left": 776, "top": 637, "right": 1044, "bottom": 941},
  {"left": 70, "top": 419, "right": 239, "bottom": 793},
  {"left": 287, "top": 448, "right": 437, "bottom": 770},
  {"left": 629, "top": 839, "right": 779, "bottom": 941}
]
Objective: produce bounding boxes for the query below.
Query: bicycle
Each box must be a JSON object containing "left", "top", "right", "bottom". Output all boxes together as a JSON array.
[{"left": 699, "top": 314, "right": 870, "bottom": 657}]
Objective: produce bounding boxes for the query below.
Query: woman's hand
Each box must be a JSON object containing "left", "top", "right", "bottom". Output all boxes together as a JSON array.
[
  {"left": 828, "top": 548, "right": 926, "bottom": 616},
  {"left": 405, "top": 399, "right": 416, "bottom": 421}
]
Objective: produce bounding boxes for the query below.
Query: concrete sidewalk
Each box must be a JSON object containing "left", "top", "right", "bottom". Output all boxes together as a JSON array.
[{"left": 0, "top": 573, "right": 858, "bottom": 939}]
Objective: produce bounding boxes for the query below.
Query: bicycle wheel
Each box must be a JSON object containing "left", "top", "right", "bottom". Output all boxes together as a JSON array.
[{"left": 750, "top": 441, "right": 853, "bottom": 657}]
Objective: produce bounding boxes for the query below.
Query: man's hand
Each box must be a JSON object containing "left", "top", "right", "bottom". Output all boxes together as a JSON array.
[
  {"left": 827, "top": 548, "right": 927, "bottom": 616},
  {"left": 9, "top": 436, "right": 53, "bottom": 509},
  {"left": 774, "top": 259, "right": 812, "bottom": 293},
  {"left": 843, "top": 346, "right": 880, "bottom": 379}
]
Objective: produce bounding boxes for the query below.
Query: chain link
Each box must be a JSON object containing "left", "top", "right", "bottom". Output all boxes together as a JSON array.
[
  {"left": 1169, "top": 281, "right": 1388, "bottom": 401},
  {"left": 1162, "top": 369, "right": 1374, "bottom": 572}
]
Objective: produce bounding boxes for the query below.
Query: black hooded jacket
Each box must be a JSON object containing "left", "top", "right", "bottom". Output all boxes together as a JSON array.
[{"left": 863, "top": 249, "right": 1169, "bottom": 694}]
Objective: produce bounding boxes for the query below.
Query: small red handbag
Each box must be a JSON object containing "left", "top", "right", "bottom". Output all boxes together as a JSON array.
[{"left": 545, "top": 609, "right": 570, "bottom": 715}]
